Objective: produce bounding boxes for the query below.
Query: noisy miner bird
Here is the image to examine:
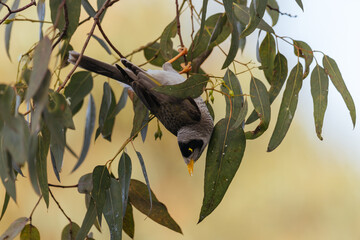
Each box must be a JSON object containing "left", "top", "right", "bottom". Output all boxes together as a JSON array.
[{"left": 68, "top": 48, "right": 214, "bottom": 175}]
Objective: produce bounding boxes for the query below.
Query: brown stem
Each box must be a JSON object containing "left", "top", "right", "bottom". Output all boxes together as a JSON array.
[
  {"left": 0, "top": 0, "right": 36, "bottom": 25},
  {"left": 49, "top": 188, "right": 72, "bottom": 223},
  {"left": 29, "top": 195, "right": 42, "bottom": 223},
  {"left": 48, "top": 183, "right": 78, "bottom": 188},
  {"left": 96, "top": 21, "right": 125, "bottom": 58}
]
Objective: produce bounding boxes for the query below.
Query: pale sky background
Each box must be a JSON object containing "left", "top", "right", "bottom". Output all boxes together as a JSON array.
[{"left": 0, "top": 0, "right": 360, "bottom": 239}]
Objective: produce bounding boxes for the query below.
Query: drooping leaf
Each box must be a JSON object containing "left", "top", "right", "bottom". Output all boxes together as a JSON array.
[
  {"left": 4, "top": 0, "right": 20, "bottom": 60},
  {"left": 135, "top": 151, "right": 152, "bottom": 212},
  {"left": 97, "top": 0, "right": 107, "bottom": 22},
  {"left": 160, "top": 20, "right": 177, "bottom": 61},
  {"left": 110, "top": 87, "right": 128, "bottom": 118},
  {"left": 0, "top": 192, "right": 10, "bottom": 221},
  {"left": 259, "top": 33, "right": 276, "bottom": 85},
  {"left": 196, "top": 0, "right": 209, "bottom": 48},
  {"left": 47, "top": 91, "right": 75, "bottom": 130},
  {"left": 50, "top": 128, "right": 65, "bottom": 182},
  {"left": 122, "top": 203, "right": 134, "bottom": 239},
  {"left": 25, "top": 36, "right": 52, "bottom": 101},
  {"left": 231, "top": 98, "right": 248, "bottom": 130},
  {"left": 118, "top": 152, "right": 132, "bottom": 217},
  {"left": 130, "top": 95, "right": 148, "bottom": 139},
  {"left": 0, "top": 217, "right": 28, "bottom": 240},
  {"left": 92, "top": 165, "right": 111, "bottom": 223},
  {"left": 323, "top": 55, "right": 356, "bottom": 127},
  {"left": 81, "top": 0, "right": 96, "bottom": 17},
  {"left": 0, "top": 139, "right": 16, "bottom": 201},
  {"left": 199, "top": 118, "right": 246, "bottom": 223},
  {"left": 245, "top": 77, "right": 270, "bottom": 139},
  {"left": 310, "top": 65, "right": 329, "bottom": 140},
  {"left": 37, "top": 129, "right": 50, "bottom": 208},
  {"left": 76, "top": 198, "right": 97, "bottom": 240},
  {"left": 50, "top": 0, "right": 81, "bottom": 40},
  {"left": 61, "top": 222, "right": 80, "bottom": 240},
  {"left": 92, "top": 34, "right": 112, "bottom": 55},
  {"left": 78, "top": 173, "right": 93, "bottom": 194},
  {"left": 37, "top": 0, "right": 45, "bottom": 39},
  {"left": 266, "top": 0, "right": 279, "bottom": 26},
  {"left": 233, "top": 3, "right": 274, "bottom": 34},
  {"left": 240, "top": 0, "right": 269, "bottom": 38},
  {"left": 129, "top": 179, "right": 182, "bottom": 234},
  {"left": 73, "top": 95, "right": 96, "bottom": 172},
  {"left": 20, "top": 224, "right": 40, "bottom": 240},
  {"left": 143, "top": 42, "right": 182, "bottom": 71},
  {"left": 64, "top": 71, "right": 93, "bottom": 112},
  {"left": 293, "top": 40, "right": 313, "bottom": 79},
  {"left": 268, "top": 63, "right": 303, "bottom": 152},
  {"left": 154, "top": 74, "right": 208, "bottom": 99},
  {"left": 28, "top": 134, "right": 40, "bottom": 195},
  {"left": 103, "top": 178, "right": 123, "bottom": 240},
  {"left": 295, "top": 0, "right": 304, "bottom": 11},
  {"left": 206, "top": 101, "right": 215, "bottom": 121},
  {"left": 208, "top": 13, "right": 227, "bottom": 49}
]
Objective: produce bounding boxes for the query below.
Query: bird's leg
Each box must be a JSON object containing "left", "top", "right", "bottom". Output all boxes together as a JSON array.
[{"left": 168, "top": 47, "right": 192, "bottom": 73}]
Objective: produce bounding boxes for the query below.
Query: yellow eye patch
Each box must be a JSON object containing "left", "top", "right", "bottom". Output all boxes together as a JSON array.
[{"left": 188, "top": 147, "right": 193, "bottom": 153}]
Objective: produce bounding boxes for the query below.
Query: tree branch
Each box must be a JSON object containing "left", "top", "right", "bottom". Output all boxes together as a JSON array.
[{"left": 0, "top": 0, "right": 36, "bottom": 25}]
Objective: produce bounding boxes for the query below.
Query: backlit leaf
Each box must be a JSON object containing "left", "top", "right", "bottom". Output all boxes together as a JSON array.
[
  {"left": 129, "top": 179, "right": 182, "bottom": 234},
  {"left": 199, "top": 118, "right": 246, "bottom": 223},
  {"left": 64, "top": 71, "right": 93, "bottom": 112},
  {"left": 0, "top": 217, "right": 28, "bottom": 240},
  {"left": 310, "top": 65, "right": 329, "bottom": 140},
  {"left": 20, "top": 224, "right": 40, "bottom": 240},
  {"left": 61, "top": 222, "right": 80, "bottom": 240},
  {"left": 268, "top": 63, "right": 303, "bottom": 152},
  {"left": 323, "top": 55, "right": 356, "bottom": 127},
  {"left": 293, "top": 40, "right": 313, "bottom": 79},
  {"left": 160, "top": 20, "right": 177, "bottom": 61}
]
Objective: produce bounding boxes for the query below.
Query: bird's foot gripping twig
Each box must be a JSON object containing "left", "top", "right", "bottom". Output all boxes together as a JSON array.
[{"left": 168, "top": 47, "right": 192, "bottom": 74}]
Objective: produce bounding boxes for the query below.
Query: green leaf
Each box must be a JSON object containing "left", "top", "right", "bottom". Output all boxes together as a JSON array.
[
  {"left": 50, "top": 135, "right": 65, "bottom": 182},
  {"left": 4, "top": 0, "right": 20, "bottom": 60},
  {"left": 64, "top": 71, "right": 93, "bottom": 112},
  {"left": 240, "top": 0, "right": 269, "bottom": 38},
  {"left": 231, "top": 98, "right": 248, "bottom": 130},
  {"left": 25, "top": 36, "right": 52, "bottom": 101},
  {"left": 206, "top": 101, "right": 215, "bottom": 121},
  {"left": 78, "top": 173, "right": 93, "bottom": 194},
  {"left": 92, "top": 165, "right": 111, "bottom": 223},
  {"left": 293, "top": 40, "right": 313, "bottom": 79},
  {"left": 58, "top": 41, "right": 74, "bottom": 68},
  {"left": 160, "top": 20, "right": 177, "bottom": 61},
  {"left": 196, "top": 0, "right": 209, "bottom": 48},
  {"left": 76, "top": 198, "right": 97, "bottom": 240},
  {"left": 233, "top": 3, "right": 274, "bottom": 34},
  {"left": 37, "top": 0, "right": 46, "bottom": 39},
  {"left": 50, "top": 0, "right": 81, "bottom": 40},
  {"left": 310, "top": 65, "right": 329, "bottom": 140},
  {"left": 47, "top": 91, "right": 75, "bottom": 129},
  {"left": 96, "top": 82, "right": 116, "bottom": 141},
  {"left": 130, "top": 95, "right": 148, "bottom": 139},
  {"left": 97, "top": 0, "right": 106, "bottom": 22},
  {"left": 208, "top": 13, "right": 227, "bottom": 49},
  {"left": 37, "top": 130, "right": 50, "bottom": 208},
  {"left": 92, "top": 34, "right": 112, "bottom": 55},
  {"left": 129, "top": 179, "right": 182, "bottom": 234},
  {"left": 135, "top": 151, "right": 152, "bottom": 212},
  {"left": 103, "top": 178, "right": 123, "bottom": 240},
  {"left": 259, "top": 33, "right": 276, "bottom": 85},
  {"left": 154, "top": 74, "right": 208, "bottom": 99},
  {"left": 245, "top": 77, "right": 270, "bottom": 139},
  {"left": 295, "top": 0, "right": 304, "bottom": 11},
  {"left": 143, "top": 42, "right": 182, "bottom": 71},
  {"left": 0, "top": 217, "right": 28, "bottom": 240},
  {"left": 199, "top": 118, "right": 246, "bottom": 223},
  {"left": 266, "top": 0, "right": 279, "bottom": 26},
  {"left": 73, "top": 95, "right": 96, "bottom": 172},
  {"left": 61, "top": 222, "right": 80, "bottom": 240},
  {"left": 110, "top": 87, "right": 128, "bottom": 118},
  {"left": 123, "top": 203, "right": 134, "bottom": 239},
  {"left": 20, "top": 224, "right": 40, "bottom": 240},
  {"left": 0, "top": 139, "right": 16, "bottom": 201},
  {"left": 0, "top": 192, "right": 10, "bottom": 221},
  {"left": 323, "top": 55, "right": 356, "bottom": 127},
  {"left": 28, "top": 134, "right": 40, "bottom": 195},
  {"left": 0, "top": 84, "right": 15, "bottom": 127},
  {"left": 221, "top": 69, "right": 244, "bottom": 121},
  {"left": 81, "top": 0, "right": 96, "bottom": 17},
  {"left": 268, "top": 63, "right": 303, "bottom": 152},
  {"left": 118, "top": 152, "right": 132, "bottom": 217}
]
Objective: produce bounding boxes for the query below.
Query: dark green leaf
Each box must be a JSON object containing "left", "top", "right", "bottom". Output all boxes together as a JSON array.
[
  {"left": 37, "top": 130, "right": 50, "bottom": 208},
  {"left": 103, "top": 178, "right": 123, "bottom": 240},
  {"left": 110, "top": 87, "right": 128, "bottom": 117},
  {"left": 50, "top": 0, "right": 81, "bottom": 40},
  {"left": 97, "top": 0, "right": 106, "bottom": 21},
  {"left": 118, "top": 152, "right": 132, "bottom": 217},
  {"left": 295, "top": 0, "right": 304, "bottom": 11},
  {"left": 50, "top": 148, "right": 61, "bottom": 181},
  {"left": 266, "top": 0, "right": 279, "bottom": 26},
  {"left": 199, "top": 118, "right": 246, "bottom": 223},
  {"left": 92, "top": 165, "right": 111, "bottom": 223},
  {"left": 82, "top": 0, "right": 96, "bottom": 17},
  {"left": 231, "top": 98, "right": 248, "bottom": 130},
  {"left": 20, "top": 224, "right": 40, "bottom": 240},
  {"left": 96, "top": 83, "right": 116, "bottom": 141},
  {"left": 245, "top": 77, "right": 270, "bottom": 139},
  {"left": 160, "top": 20, "right": 177, "bottom": 60},
  {"left": 4, "top": 0, "right": 20, "bottom": 60},
  {"left": 240, "top": 0, "right": 269, "bottom": 38},
  {"left": 76, "top": 198, "right": 97, "bottom": 240},
  {"left": 233, "top": 3, "right": 274, "bottom": 34},
  {"left": 206, "top": 102, "right": 215, "bottom": 121},
  {"left": 293, "top": 40, "right": 313, "bottom": 79},
  {"left": 154, "top": 74, "right": 208, "bottom": 99},
  {"left": 0, "top": 84, "right": 15, "bottom": 127},
  {"left": 268, "top": 63, "right": 303, "bottom": 152},
  {"left": 61, "top": 222, "right": 80, "bottom": 240},
  {"left": 0, "top": 140, "right": 16, "bottom": 201},
  {"left": 64, "top": 71, "right": 93, "bottom": 112},
  {"left": 47, "top": 91, "right": 75, "bottom": 129},
  {"left": 143, "top": 42, "right": 182, "bottom": 71},
  {"left": 92, "top": 34, "right": 112, "bottom": 55},
  {"left": 37, "top": 0, "right": 45, "bottom": 39},
  {"left": 135, "top": 151, "right": 152, "bottom": 212},
  {"left": 25, "top": 36, "right": 52, "bottom": 101},
  {"left": 58, "top": 41, "right": 74, "bottom": 68},
  {"left": 0, "top": 217, "right": 28, "bottom": 240},
  {"left": 208, "top": 13, "right": 227, "bottom": 49},
  {"left": 123, "top": 203, "right": 134, "bottom": 239},
  {"left": 310, "top": 65, "right": 329, "bottom": 140},
  {"left": 0, "top": 192, "right": 10, "bottom": 221},
  {"left": 259, "top": 33, "right": 276, "bottom": 85},
  {"left": 130, "top": 95, "right": 148, "bottom": 139},
  {"left": 78, "top": 173, "right": 93, "bottom": 194},
  {"left": 73, "top": 95, "right": 96, "bottom": 172},
  {"left": 28, "top": 134, "right": 40, "bottom": 195},
  {"left": 196, "top": 0, "right": 209, "bottom": 48},
  {"left": 129, "top": 179, "right": 182, "bottom": 234},
  {"left": 323, "top": 55, "right": 356, "bottom": 127}
]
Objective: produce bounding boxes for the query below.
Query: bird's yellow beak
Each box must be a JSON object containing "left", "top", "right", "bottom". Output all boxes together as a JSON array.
[{"left": 187, "top": 159, "right": 194, "bottom": 176}]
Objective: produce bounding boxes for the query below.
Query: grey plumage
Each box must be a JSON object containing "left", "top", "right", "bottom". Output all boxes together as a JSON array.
[{"left": 68, "top": 51, "right": 213, "bottom": 169}]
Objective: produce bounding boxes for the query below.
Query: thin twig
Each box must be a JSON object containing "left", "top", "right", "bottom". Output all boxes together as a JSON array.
[
  {"left": 29, "top": 195, "right": 42, "bottom": 222},
  {"left": 0, "top": 0, "right": 36, "bottom": 25},
  {"left": 48, "top": 183, "right": 78, "bottom": 188},
  {"left": 49, "top": 188, "right": 72, "bottom": 223},
  {"left": 175, "top": 0, "right": 189, "bottom": 78},
  {"left": 96, "top": 21, "right": 125, "bottom": 58},
  {"left": 124, "top": 36, "right": 161, "bottom": 58},
  {"left": 267, "top": 4, "right": 297, "bottom": 18}
]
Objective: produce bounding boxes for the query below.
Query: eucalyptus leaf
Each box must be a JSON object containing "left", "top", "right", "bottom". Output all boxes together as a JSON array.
[
  {"left": 118, "top": 152, "right": 132, "bottom": 217},
  {"left": 78, "top": 173, "right": 93, "bottom": 194},
  {"left": 92, "top": 165, "right": 111, "bottom": 223},
  {"left": 0, "top": 192, "right": 10, "bottom": 221},
  {"left": 4, "top": 0, "right": 20, "bottom": 60},
  {"left": 123, "top": 203, "right": 134, "bottom": 239},
  {"left": 37, "top": 129, "right": 50, "bottom": 208},
  {"left": 92, "top": 34, "right": 112, "bottom": 55},
  {"left": 131, "top": 95, "right": 148, "bottom": 139},
  {"left": 0, "top": 139, "right": 16, "bottom": 201},
  {"left": 135, "top": 151, "right": 152, "bottom": 212},
  {"left": 64, "top": 71, "right": 93, "bottom": 111},
  {"left": 20, "top": 224, "right": 40, "bottom": 240},
  {"left": 61, "top": 222, "right": 80, "bottom": 240},
  {"left": 266, "top": 0, "right": 279, "bottom": 26},
  {"left": 160, "top": 20, "right": 177, "bottom": 61},
  {"left": 196, "top": 0, "right": 209, "bottom": 48},
  {"left": 295, "top": 0, "right": 304, "bottom": 11},
  {"left": 0, "top": 217, "right": 28, "bottom": 240},
  {"left": 240, "top": 0, "right": 269, "bottom": 38},
  {"left": 143, "top": 42, "right": 182, "bottom": 71},
  {"left": 293, "top": 40, "right": 313, "bottom": 79},
  {"left": 37, "top": 0, "right": 45, "bottom": 39},
  {"left": 76, "top": 198, "right": 97, "bottom": 240},
  {"left": 259, "top": 33, "right": 276, "bottom": 85},
  {"left": 81, "top": 0, "right": 96, "bottom": 17}
]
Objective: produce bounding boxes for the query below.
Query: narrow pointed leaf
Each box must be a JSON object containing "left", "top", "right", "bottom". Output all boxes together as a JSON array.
[
  {"left": 92, "top": 34, "right": 112, "bottom": 54},
  {"left": 199, "top": 118, "right": 246, "bottom": 223},
  {"left": 129, "top": 179, "right": 182, "bottom": 234},
  {"left": 240, "top": 0, "right": 269, "bottom": 38},
  {"left": 28, "top": 134, "right": 40, "bottom": 195},
  {"left": 123, "top": 203, "right": 134, "bottom": 239},
  {"left": 293, "top": 40, "right": 313, "bottom": 79},
  {"left": 82, "top": 0, "right": 96, "bottom": 17},
  {"left": 160, "top": 20, "right": 177, "bottom": 61},
  {"left": 103, "top": 178, "right": 123, "bottom": 240},
  {"left": 260, "top": 33, "right": 276, "bottom": 85},
  {"left": 20, "top": 224, "right": 40, "bottom": 240},
  {"left": 0, "top": 192, "right": 10, "bottom": 221},
  {"left": 323, "top": 55, "right": 356, "bottom": 127},
  {"left": 0, "top": 139, "right": 16, "bottom": 201},
  {"left": 266, "top": 0, "right": 279, "bottom": 26},
  {"left": 61, "top": 222, "right": 80, "bottom": 240},
  {"left": 196, "top": 0, "right": 209, "bottom": 48},
  {"left": 231, "top": 98, "right": 248, "bottom": 130},
  {"left": 118, "top": 152, "right": 132, "bottom": 217},
  {"left": 73, "top": 95, "right": 96, "bottom": 172},
  {"left": 76, "top": 198, "right": 97, "bottom": 240},
  {"left": 268, "top": 63, "right": 303, "bottom": 152},
  {"left": 4, "top": 0, "right": 20, "bottom": 60},
  {"left": 92, "top": 165, "right": 111, "bottom": 223},
  {"left": 295, "top": 0, "right": 304, "bottom": 11},
  {"left": 208, "top": 13, "right": 227, "bottom": 49},
  {"left": 110, "top": 87, "right": 128, "bottom": 117},
  {"left": 64, "top": 71, "right": 93, "bottom": 112},
  {"left": 135, "top": 151, "right": 152, "bottom": 212},
  {"left": 37, "top": 0, "right": 45, "bottom": 39},
  {"left": 37, "top": 130, "right": 50, "bottom": 207},
  {"left": 0, "top": 217, "right": 28, "bottom": 240},
  {"left": 130, "top": 95, "right": 148, "bottom": 138},
  {"left": 96, "top": 82, "right": 112, "bottom": 140},
  {"left": 50, "top": 150, "right": 61, "bottom": 181},
  {"left": 310, "top": 65, "right": 329, "bottom": 140}
]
